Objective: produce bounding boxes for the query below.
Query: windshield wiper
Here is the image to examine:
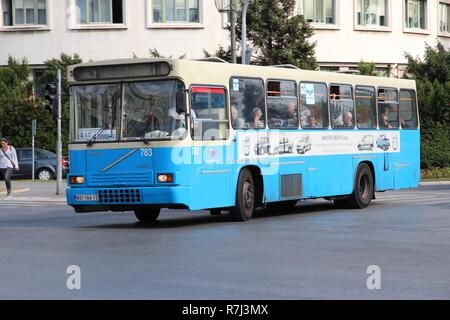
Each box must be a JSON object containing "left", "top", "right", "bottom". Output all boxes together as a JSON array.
[
  {"left": 87, "top": 115, "right": 114, "bottom": 147},
  {"left": 123, "top": 115, "right": 149, "bottom": 145}
]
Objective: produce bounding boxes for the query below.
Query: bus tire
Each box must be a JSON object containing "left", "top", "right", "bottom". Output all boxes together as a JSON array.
[
  {"left": 348, "top": 163, "right": 374, "bottom": 209},
  {"left": 231, "top": 168, "right": 255, "bottom": 221},
  {"left": 134, "top": 208, "right": 160, "bottom": 224}
]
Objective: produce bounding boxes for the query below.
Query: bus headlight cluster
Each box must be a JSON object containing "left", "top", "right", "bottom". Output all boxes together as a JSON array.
[
  {"left": 157, "top": 174, "right": 173, "bottom": 183},
  {"left": 70, "top": 176, "right": 85, "bottom": 184}
]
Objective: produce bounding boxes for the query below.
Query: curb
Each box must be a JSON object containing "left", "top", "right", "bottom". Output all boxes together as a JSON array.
[
  {"left": 419, "top": 181, "right": 450, "bottom": 186},
  {"left": 0, "top": 188, "right": 30, "bottom": 195},
  {"left": 0, "top": 196, "right": 66, "bottom": 203}
]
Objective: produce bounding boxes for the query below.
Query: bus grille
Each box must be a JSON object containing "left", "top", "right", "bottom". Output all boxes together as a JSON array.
[
  {"left": 280, "top": 174, "right": 303, "bottom": 198},
  {"left": 97, "top": 189, "right": 143, "bottom": 204},
  {"left": 89, "top": 172, "right": 152, "bottom": 186}
]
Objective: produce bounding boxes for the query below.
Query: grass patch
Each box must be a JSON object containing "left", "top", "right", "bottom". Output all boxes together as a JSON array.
[{"left": 421, "top": 167, "right": 450, "bottom": 180}]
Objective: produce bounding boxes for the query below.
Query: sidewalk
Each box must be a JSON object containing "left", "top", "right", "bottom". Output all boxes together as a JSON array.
[{"left": 0, "top": 180, "right": 67, "bottom": 203}]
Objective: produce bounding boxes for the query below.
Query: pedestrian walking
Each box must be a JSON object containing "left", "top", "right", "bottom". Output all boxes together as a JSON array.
[{"left": 0, "top": 137, "right": 19, "bottom": 199}]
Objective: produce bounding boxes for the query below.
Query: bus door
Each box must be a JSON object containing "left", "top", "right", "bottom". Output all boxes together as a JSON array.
[{"left": 190, "top": 86, "right": 232, "bottom": 208}]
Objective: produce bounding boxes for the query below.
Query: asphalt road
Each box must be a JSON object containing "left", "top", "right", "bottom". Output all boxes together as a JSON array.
[{"left": 0, "top": 185, "right": 449, "bottom": 300}]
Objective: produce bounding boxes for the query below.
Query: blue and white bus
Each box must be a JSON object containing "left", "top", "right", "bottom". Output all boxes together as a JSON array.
[{"left": 66, "top": 58, "right": 420, "bottom": 222}]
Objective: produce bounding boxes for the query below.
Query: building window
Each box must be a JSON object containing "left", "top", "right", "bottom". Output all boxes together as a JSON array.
[
  {"left": 75, "top": 0, "right": 123, "bottom": 24},
  {"left": 2, "top": 0, "right": 47, "bottom": 26},
  {"left": 356, "top": 0, "right": 388, "bottom": 27},
  {"left": 152, "top": 0, "right": 200, "bottom": 23},
  {"left": 298, "top": 0, "right": 336, "bottom": 24},
  {"left": 404, "top": 0, "right": 426, "bottom": 29},
  {"left": 440, "top": 2, "right": 450, "bottom": 33}
]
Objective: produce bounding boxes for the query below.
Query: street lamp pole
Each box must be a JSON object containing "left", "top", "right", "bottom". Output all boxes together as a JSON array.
[
  {"left": 215, "top": 0, "right": 237, "bottom": 63},
  {"left": 56, "top": 69, "right": 62, "bottom": 195},
  {"left": 230, "top": 0, "right": 237, "bottom": 63},
  {"left": 241, "top": 0, "right": 250, "bottom": 65}
]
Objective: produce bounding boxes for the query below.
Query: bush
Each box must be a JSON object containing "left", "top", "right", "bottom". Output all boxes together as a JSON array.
[
  {"left": 405, "top": 42, "right": 450, "bottom": 169},
  {"left": 421, "top": 167, "right": 450, "bottom": 180}
]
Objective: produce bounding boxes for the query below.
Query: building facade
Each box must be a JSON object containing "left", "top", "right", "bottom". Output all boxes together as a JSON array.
[
  {"left": 0, "top": 0, "right": 229, "bottom": 66},
  {"left": 297, "top": 0, "right": 450, "bottom": 76},
  {"left": 0, "top": 0, "right": 449, "bottom": 78}
]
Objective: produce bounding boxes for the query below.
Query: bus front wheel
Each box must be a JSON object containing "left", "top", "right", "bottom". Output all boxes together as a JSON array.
[
  {"left": 134, "top": 208, "right": 160, "bottom": 224},
  {"left": 231, "top": 168, "right": 255, "bottom": 221}
]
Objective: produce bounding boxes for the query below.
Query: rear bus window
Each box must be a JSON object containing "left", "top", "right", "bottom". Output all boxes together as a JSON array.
[
  {"left": 299, "top": 82, "right": 329, "bottom": 129},
  {"left": 267, "top": 80, "right": 298, "bottom": 129},
  {"left": 378, "top": 88, "right": 399, "bottom": 129},
  {"left": 229, "top": 78, "right": 265, "bottom": 130},
  {"left": 355, "top": 86, "right": 377, "bottom": 129},
  {"left": 330, "top": 84, "right": 355, "bottom": 128},
  {"left": 399, "top": 89, "right": 418, "bottom": 129},
  {"left": 190, "top": 87, "right": 229, "bottom": 141}
]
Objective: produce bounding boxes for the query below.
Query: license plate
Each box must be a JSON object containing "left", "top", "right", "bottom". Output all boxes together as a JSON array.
[{"left": 76, "top": 194, "right": 99, "bottom": 202}]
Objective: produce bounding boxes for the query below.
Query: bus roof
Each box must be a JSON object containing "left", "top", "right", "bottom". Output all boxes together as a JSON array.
[{"left": 67, "top": 58, "right": 416, "bottom": 90}]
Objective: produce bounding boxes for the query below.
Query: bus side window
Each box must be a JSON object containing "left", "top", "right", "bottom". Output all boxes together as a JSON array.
[
  {"left": 399, "top": 89, "right": 418, "bottom": 129},
  {"left": 378, "top": 88, "right": 399, "bottom": 129},
  {"left": 229, "top": 78, "right": 265, "bottom": 130},
  {"left": 299, "top": 82, "right": 329, "bottom": 129},
  {"left": 330, "top": 84, "right": 355, "bottom": 128},
  {"left": 355, "top": 86, "right": 377, "bottom": 129},
  {"left": 267, "top": 80, "right": 298, "bottom": 129},
  {"left": 190, "top": 87, "right": 229, "bottom": 141}
]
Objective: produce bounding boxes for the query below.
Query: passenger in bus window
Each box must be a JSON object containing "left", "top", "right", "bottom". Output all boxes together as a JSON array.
[
  {"left": 250, "top": 107, "right": 264, "bottom": 129},
  {"left": 305, "top": 115, "right": 321, "bottom": 128},
  {"left": 400, "top": 116, "right": 410, "bottom": 128},
  {"left": 300, "top": 105, "right": 311, "bottom": 127},
  {"left": 380, "top": 107, "right": 393, "bottom": 128},
  {"left": 342, "top": 111, "right": 353, "bottom": 127},
  {"left": 287, "top": 101, "right": 299, "bottom": 127},
  {"left": 231, "top": 105, "right": 245, "bottom": 129}
]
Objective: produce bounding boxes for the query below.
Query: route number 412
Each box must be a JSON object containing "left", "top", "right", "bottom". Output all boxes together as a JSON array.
[{"left": 141, "top": 148, "right": 153, "bottom": 157}]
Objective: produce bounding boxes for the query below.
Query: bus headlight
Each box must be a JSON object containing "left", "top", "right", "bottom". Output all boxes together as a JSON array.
[
  {"left": 157, "top": 174, "right": 173, "bottom": 183},
  {"left": 70, "top": 176, "right": 85, "bottom": 184}
]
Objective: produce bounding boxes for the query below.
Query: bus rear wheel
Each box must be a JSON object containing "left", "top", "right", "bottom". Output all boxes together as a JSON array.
[
  {"left": 335, "top": 164, "right": 374, "bottom": 209},
  {"left": 134, "top": 208, "right": 160, "bottom": 224},
  {"left": 230, "top": 168, "right": 255, "bottom": 221}
]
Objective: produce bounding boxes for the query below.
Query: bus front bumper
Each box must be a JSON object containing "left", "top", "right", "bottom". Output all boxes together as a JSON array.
[{"left": 66, "top": 186, "right": 191, "bottom": 213}]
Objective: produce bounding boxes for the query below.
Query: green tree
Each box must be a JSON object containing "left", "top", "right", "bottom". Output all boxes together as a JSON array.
[
  {"left": 0, "top": 54, "right": 82, "bottom": 155},
  {"left": 236, "top": 0, "right": 317, "bottom": 69},
  {"left": 358, "top": 60, "right": 376, "bottom": 76},
  {"left": 42, "top": 53, "right": 83, "bottom": 154},
  {"left": 0, "top": 57, "right": 57, "bottom": 152},
  {"left": 404, "top": 42, "right": 450, "bottom": 168},
  {"left": 207, "top": 0, "right": 317, "bottom": 69}
]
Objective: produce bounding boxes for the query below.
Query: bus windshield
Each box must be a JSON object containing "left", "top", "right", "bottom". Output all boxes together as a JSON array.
[{"left": 72, "top": 80, "right": 186, "bottom": 142}]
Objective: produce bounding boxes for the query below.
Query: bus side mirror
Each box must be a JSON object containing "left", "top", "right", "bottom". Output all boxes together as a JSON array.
[{"left": 176, "top": 91, "right": 186, "bottom": 114}]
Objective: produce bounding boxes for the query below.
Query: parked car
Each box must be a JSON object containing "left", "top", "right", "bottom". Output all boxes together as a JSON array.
[
  {"left": 13, "top": 148, "right": 69, "bottom": 181},
  {"left": 358, "top": 135, "right": 374, "bottom": 151},
  {"left": 376, "top": 135, "right": 391, "bottom": 151}
]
